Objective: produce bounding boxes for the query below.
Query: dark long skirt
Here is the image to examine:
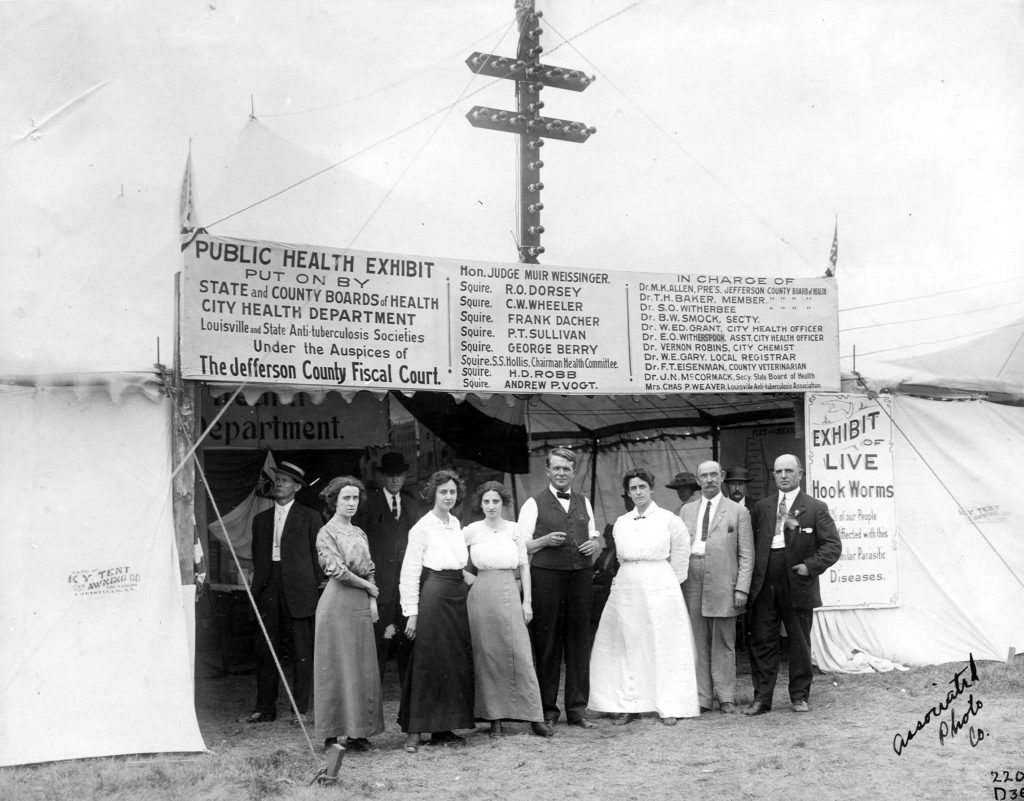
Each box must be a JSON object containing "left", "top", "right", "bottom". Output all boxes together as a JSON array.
[{"left": 398, "top": 568, "right": 475, "bottom": 733}]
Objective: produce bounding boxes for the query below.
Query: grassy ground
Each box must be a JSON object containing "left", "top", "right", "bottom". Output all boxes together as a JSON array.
[{"left": 3, "top": 654, "right": 1022, "bottom": 801}]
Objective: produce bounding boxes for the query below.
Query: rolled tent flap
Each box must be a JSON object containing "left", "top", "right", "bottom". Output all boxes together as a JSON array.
[{"left": 393, "top": 391, "right": 529, "bottom": 474}]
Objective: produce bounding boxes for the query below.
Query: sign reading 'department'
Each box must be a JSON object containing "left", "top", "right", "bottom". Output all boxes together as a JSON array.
[{"left": 180, "top": 235, "right": 839, "bottom": 394}]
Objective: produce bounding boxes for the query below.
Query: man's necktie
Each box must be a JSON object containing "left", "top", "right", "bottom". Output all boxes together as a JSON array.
[
  {"left": 391, "top": 494, "right": 399, "bottom": 519},
  {"left": 701, "top": 501, "right": 711, "bottom": 541},
  {"left": 776, "top": 496, "right": 787, "bottom": 537},
  {"left": 556, "top": 491, "right": 571, "bottom": 501}
]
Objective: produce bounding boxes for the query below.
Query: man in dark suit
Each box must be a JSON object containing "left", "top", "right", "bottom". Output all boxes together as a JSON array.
[
  {"left": 353, "top": 451, "right": 420, "bottom": 686},
  {"left": 248, "top": 461, "right": 324, "bottom": 724},
  {"left": 725, "top": 466, "right": 758, "bottom": 516},
  {"left": 744, "top": 454, "right": 841, "bottom": 716}
]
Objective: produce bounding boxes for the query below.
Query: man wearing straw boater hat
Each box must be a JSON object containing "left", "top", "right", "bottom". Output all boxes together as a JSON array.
[{"left": 248, "top": 460, "right": 325, "bottom": 725}]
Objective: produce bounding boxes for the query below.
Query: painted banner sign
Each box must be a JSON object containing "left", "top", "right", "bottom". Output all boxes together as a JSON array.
[
  {"left": 199, "top": 391, "right": 389, "bottom": 450},
  {"left": 180, "top": 235, "right": 840, "bottom": 394},
  {"left": 806, "top": 392, "right": 899, "bottom": 608}
]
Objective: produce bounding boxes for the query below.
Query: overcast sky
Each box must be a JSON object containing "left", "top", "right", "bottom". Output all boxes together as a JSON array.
[{"left": 3, "top": 0, "right": 1022, "bottom": 372}]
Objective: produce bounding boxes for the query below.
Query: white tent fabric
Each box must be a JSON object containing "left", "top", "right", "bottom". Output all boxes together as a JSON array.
[
  {"left": 812, "top": 395, "right": 1024, "bottom": 670},
  {"left": 0, "top": 384, "right": 205, "bottom": 766}
]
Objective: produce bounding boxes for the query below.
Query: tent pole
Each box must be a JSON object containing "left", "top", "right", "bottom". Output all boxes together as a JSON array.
[
  {"left": 590, "top": 433, "right": 598, "bottom": 508},
  {"left": 170, "top": 272, "right": 197, "bottom": 584},
  {"left": 711, "top": 424, "right": 720, "bottom": 463}
]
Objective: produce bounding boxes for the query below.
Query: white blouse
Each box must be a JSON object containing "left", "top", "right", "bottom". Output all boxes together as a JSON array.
[
  {"left": 612, "top": 502, "right": 690, "bottom": 583},
  {"left": 399, "top": 511, "right": 467, "bottom": 617},
  {"left": 464, "top": 519, "right": 529, "bottom": 571}
]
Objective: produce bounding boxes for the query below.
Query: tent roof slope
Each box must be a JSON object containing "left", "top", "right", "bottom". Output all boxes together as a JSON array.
[{"left": 851, "top": 317, "right": 1024, "bottom": 403}]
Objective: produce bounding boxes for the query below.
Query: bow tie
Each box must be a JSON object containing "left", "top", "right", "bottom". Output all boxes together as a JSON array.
[{"left": 556, "top": 491, "right": 571, "bottom": 500}]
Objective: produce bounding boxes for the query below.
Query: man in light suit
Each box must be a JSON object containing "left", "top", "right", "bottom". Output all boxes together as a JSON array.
[
  {"left": 680, "top": 460, "right": 754, "bottom": 713},
  {"left": 744, "top": 454, "right": 842, "bottom": 715},
  {"left": 248, "top": 461, "right": 325, "bottom": 724},
  {"left": 353, "top": 451, "right": 420, "bottom": 686}
]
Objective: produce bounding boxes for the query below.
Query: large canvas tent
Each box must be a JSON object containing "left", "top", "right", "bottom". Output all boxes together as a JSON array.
[
  {"left": 3, "top": 1, "right": 1022, "bottom": 768},
  {"left": 0, "top": 375, "right": 206, "bottom": 766}
]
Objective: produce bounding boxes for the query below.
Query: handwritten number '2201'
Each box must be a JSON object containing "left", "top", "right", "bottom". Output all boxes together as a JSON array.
[{"left": 993, "top": 772, "right": 1024, "bottom": 783}]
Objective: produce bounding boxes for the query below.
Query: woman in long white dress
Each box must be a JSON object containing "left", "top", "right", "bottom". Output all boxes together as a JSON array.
[
  {"left": 463, "top": 481, "right": 544, "bottom": 736},
  {"left": 589, "top": 467, "right": 700, "bottom": 724}
]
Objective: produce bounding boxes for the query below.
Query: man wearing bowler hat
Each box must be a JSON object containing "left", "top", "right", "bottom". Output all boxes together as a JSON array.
[
  {"left": 354, "top": 452, "right": 420, "bottom": 685},
  {"left": 665, "top": 472, "right": 702, "bottom": 511},
  {"left": 725, "top": 467, "right": 758, "bottom": 516},
  {"left": 248, "top": 461, "right": 324, "bottom": 724}
]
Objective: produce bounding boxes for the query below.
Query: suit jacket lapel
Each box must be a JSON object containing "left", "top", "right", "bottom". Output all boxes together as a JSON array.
[
  {"left": 763, "top": 493, "right": 780, "bottom": 548},
  {"left": 712, "top": 502, "right": 727, "bottom": 533}
]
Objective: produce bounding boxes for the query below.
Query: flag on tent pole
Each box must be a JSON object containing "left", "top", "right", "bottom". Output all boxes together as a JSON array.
[
  {"left": 179, "top": 142, "right": 202, "bottom": 251},
  {"left": 208, "top": 451, "right": 277, "bottom": 565},
  {"left": 825, "top": 216, "right": 838, "bottom": 277}
]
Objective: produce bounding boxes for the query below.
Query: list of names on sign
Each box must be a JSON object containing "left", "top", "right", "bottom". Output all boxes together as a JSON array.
[
  {"left": 180, "top": 235, "right": 839, "bottom": 394},
  {"left": 635, "top": 274, "right": 834, "bottom": 393}
]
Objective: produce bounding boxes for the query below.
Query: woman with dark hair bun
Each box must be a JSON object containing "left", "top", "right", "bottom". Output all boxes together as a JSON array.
[
  {"left": 313, "top": 475, "right": 384, "bottom": 755},
  {"left": 397, "top": 469, "right": 474, "bottom": 752},
  {"left": 463, "top": 481, "right": 544, "bottom": 737},
  {"left": 589, "top": 467, "right": 699, "bottom": 725}
]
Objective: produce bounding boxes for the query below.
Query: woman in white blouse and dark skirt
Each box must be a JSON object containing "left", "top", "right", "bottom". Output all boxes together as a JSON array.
[
  {"left": 397, "top": 469, "right": 474, "bottom": 752},
  {"left": 313, "top": 476, "right": 385, "bottom": 754},
  {"left": 463, "top": 481, "right": 544, "bottom": 737}
]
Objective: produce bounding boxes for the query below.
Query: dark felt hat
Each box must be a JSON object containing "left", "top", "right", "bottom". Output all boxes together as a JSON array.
[
  {"left": 665, "top": 472, "right": 700, "bottom": 489},
  {"left": 725, "top": 467, "right": 750, "bottom": 482},
  {"left": 379, "top": 452, "right": 411, "bottom": 476}
]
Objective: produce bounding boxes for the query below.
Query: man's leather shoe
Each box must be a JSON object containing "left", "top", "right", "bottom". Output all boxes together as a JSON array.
[
  {"left": 531, "top": 721, "right": 554, "bottom": 738},
  {"left": 791, "top": 700, "right": 809, "bottom": 713},
  {"left": 612, "top": 712, "right": 640, "bottom": 726},
  {"left": 570, "top": 717, "right": 597, "bottom": 729},
  {"left": 246, "top": 711, "right": 276, "bottom": 723},
  {"left": 699, "top": 706, "right": 712, "bottom": 714},
  {"left": 345, "top": 737, "right": 372, "bottom": 751},
  {"left": 743, "top": 701, "right": 770, "bottom": 716},
  {"left": 719, "top": 702, "right": 737, "bottom": 714}
]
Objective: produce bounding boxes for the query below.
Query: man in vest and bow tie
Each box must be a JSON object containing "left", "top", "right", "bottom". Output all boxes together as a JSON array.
[
  {"left": 681, "top": 460, "right": 754, "bottom": 714},
  {"left": 744, "top": 454, "right": 842, "bottom": 715},
  {"left": 518, "top": 447, "right": 601, "bottom": 735}
]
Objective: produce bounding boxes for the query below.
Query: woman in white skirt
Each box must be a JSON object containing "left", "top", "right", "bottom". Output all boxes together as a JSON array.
[{"left": 589, "top": 467, "right": 700, "bottom": 725}]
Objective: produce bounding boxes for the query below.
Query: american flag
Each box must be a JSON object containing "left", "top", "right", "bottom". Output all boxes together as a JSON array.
[
  {"left": 179, "top": 145, "right": 200, "bottom": 251},
  {"left": 825, "top": 218, "right": 838, "bottom": 277}
]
